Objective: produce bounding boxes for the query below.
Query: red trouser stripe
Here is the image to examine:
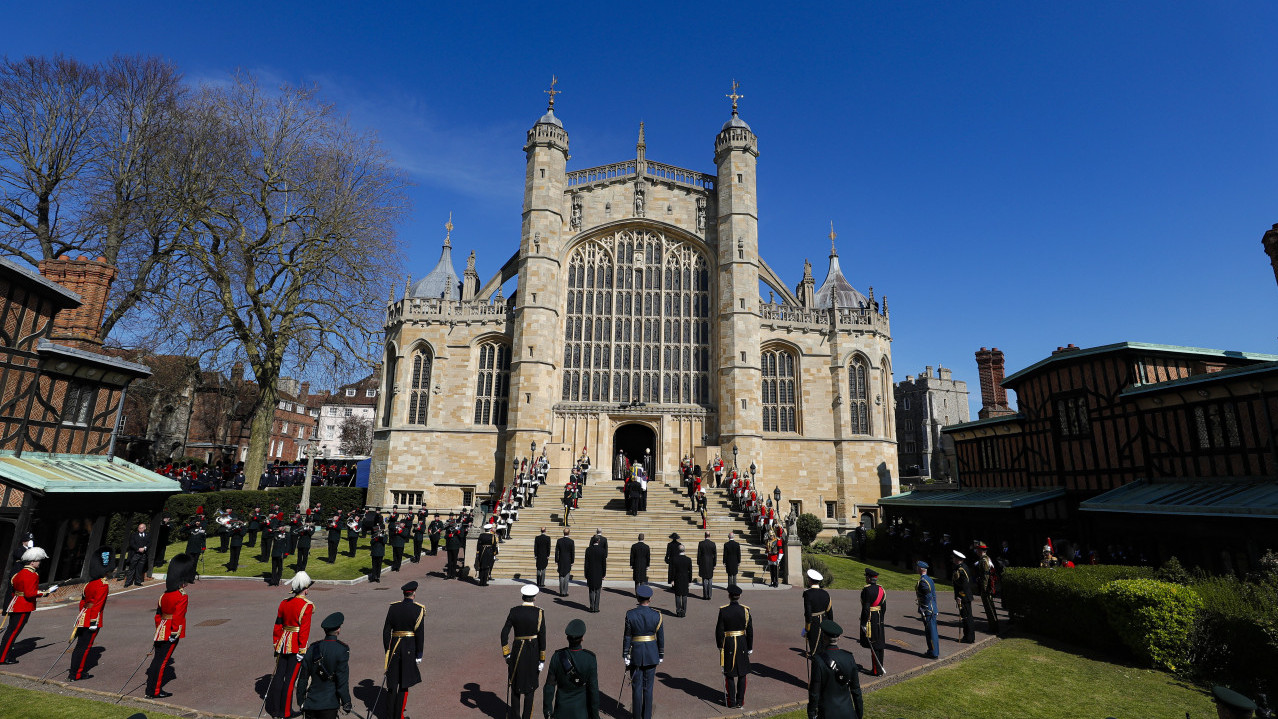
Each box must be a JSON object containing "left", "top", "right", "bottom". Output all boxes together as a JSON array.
[
  {"left": 0, "top": 613, "right": 28, "bottom": 661},
  {"left": 286, "top": 660, "right": 303, "bottom": 716},
  {"left": 153, "top": 642, "right": 176, "bottom": 695},
  {"left": 73, "top": 629, "right": 97, "bottom": 678},
  {"left": 398, "top": 690, "right": 409, "bottom": 719}
]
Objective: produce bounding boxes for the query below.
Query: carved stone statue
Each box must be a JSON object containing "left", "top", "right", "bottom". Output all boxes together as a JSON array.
[
  {"left": 466, "top": 250, "right": 476, "bottom": 272},
  {"left": 634, "top": 182, "right": 645, "bottom": 218},
  {"left": 571, "top": 195, "right": 582, "bottom": 229},
  {"left": 696, "top": 197, "right": 706, "bottom": 234}
]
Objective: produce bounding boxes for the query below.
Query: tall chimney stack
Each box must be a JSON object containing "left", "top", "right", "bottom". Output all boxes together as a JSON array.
[
  {"left": 37, "top": 255, "right": 116, "bottom": 350},
  {"left": 975, "top": 347, "right": 1014, "bottom": 419}
]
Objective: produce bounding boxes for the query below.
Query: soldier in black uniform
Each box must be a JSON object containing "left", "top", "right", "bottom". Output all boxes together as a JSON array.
[
  {"left": 326, "top": 512, "right": 343, "bottom": 563},
  {"left": 534, "top": 528, "right": 551, "bottom": 589},
  {"left": 555, "top": 529, "right": 575, "bottom": 597},
  {"left": 295, "top": 519, "right": 314, "bottom": 572},
  {"left": 723, "top": 532, "right": 741, "bottom": 588},
  {"left": 952, "top": 550, "right": 975, "bottom": 643},
  {"left": 369, "top": 527, "right": 386, "bottom": 583},
  {"left": 389, "top": 518, "right": 408, "bottom": 572},
  {"left": 260, "top": 511, "right": 275, "bottom": 561},
  {"left": 630, "top": 533, "right": 650, "bottom": 596},
  {"left": 501, "top": 584, "right": 546, "bottom": 719},
  {"left": 477, "top": 522, "right": 499, "bottom": 586},
  {"left": 247, "top": 508, "right": 262, "bottom": 548},
  {"left": 584, "top": 535, "right": 606, "bottom": 613},
  {"left": 298, "top": 611, "right": 352, "bottom": 718},
  {"left": 411, "top": 510, "right": 425, "bottom": 562},
  {"left": 663, "top": 533, "right": 680, "bottom": 585},
  {"left": 382, "top": 581, "right": 424, "bottom": 719},
  {"left": 973, "top": 542, "right": 1001, "bottom": 634},
  {"left": 345, "top": 514, "right": 360, "bottom": 557},
  {"left": 428, "top": 515, "right": 444, "bottom": 556},
  {"left": 227, "top": 519, "right": 244, "bottom": 571},
  {"left": 715, "top": 584, "right": 753, "bottom": 709},
  {"left": 859, "top": 568, "right": 886, "bottom": 676},
  {"left": 802, "top": 569, "right": 834, "bottom": 656},
  {"left": 697, "top": 532, "right": 717, "bottom": 601},
  {"left": 445, "top": 520, "right": 463, "bottom": 580},
  {"left": 807, "top": 620, "right": 864, "bottom": 719},
  {"left": 268, "top": 524, "right": 290, "bottom": 586},
  {"left": 670, "top": 544, "right": 693, "bottom": 618},
  {"left": 543, "top": 618, "right": 599, "bottom": 719}
]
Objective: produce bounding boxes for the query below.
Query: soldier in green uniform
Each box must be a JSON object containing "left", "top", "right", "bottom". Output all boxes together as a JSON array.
[
  {"left": 715, "top": 584, "right": 753, "bottom": 709},
  {"left": 952, "top": 550, "right": 975, "bottom": 643},
  {"left": 806, "top": 620, "right": 864, "bottom": 719},
  {"left": 1212, "top": 685, "right": 1257, "bottom": 719},
  {"left": 542, "top": 618, "right": 599, "bottom": 719},
  {"left": 297, "top": 611, "right": 352, "bottom": 718}
]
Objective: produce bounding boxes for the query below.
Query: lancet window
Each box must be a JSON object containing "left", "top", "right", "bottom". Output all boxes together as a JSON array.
[
  {"left": 474, "top": 341, "right": 510, "bottom": 425},
  {"left": 849, "top": 355, "right": 872, "bottom": 435},
  {"left": 762, "top": 348, "right": 797, "bottom": 433},
  {"left": 407, "top": 349, "right": 432, "bottom": 425},
  {"left": 562, "top": 229, "right": 711, "bottom": 405}
]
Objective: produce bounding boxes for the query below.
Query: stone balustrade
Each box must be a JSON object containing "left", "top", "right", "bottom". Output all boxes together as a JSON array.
[
  {"left": 757, "top": 300, "right": 889, "bottom": 332},
  {"left": 386, "top": 297, "right": 513, "bottom": 326}
]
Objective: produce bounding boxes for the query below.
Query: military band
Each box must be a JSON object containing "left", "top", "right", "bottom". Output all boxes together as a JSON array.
[{"left": 501, "top": 584, "right": 546, "bottom": 719}]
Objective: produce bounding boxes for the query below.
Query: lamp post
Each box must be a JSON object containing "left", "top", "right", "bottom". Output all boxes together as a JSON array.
[
  {"left": 749, "top": 460, "right": 756, "bottom": 484},
  {"left": 773, "top": 485, "right": 782, "bottom": 522},
  {"left": 300, "top": 438, "right": 320, "bottom": 513},
  {"left": 732, "top": 444, "right": 739, "bottom": 470},
  {"left": 531, "top": 440, "right": 537, "bottom": 456}
]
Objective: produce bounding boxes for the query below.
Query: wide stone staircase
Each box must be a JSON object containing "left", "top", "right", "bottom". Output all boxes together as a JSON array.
[{"left": 489, "top": 480, "right": 771, "bottom": 583}]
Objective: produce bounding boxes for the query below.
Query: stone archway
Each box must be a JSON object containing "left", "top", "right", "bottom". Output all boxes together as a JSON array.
[{"left": 612, "top": 423, "right": 656, "bottom": 480}]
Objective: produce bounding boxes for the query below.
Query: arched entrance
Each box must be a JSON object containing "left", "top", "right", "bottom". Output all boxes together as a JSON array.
[{"left": 612, "top": 423, "right": 656, "bottom": 480}]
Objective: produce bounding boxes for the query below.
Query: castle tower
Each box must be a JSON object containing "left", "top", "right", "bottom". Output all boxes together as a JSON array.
[
  {"left": 504, "top": 80, "right": 569, "bottom": 468},
  {"left": 713, "top": 82, "right": 763, "bottom": 458}
]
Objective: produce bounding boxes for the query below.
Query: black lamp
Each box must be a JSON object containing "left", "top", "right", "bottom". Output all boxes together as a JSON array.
[{"left": 773, "top": 486, "right": 782, "bottom": 507}]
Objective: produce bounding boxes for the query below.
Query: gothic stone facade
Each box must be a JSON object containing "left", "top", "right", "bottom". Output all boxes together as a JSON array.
[{"left": 369, "top": 103, "right": 899, "bottom": 530}]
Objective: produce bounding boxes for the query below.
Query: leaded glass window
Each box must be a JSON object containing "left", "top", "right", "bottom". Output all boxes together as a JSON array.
[
  {"left": 408, "top": 349, "right": 432, "bottom": 425},
  {"left": 849, "top": 356, "right": 871, "bottom": 435},
  {"left": 474, "top": 342, "right": 510, "bottom": 425},
  {"left": 762, "top": 348, "right": 797, "bottom": 432},
  {"left": 563, "top": 229, "right": 711, "bottom": 405}
]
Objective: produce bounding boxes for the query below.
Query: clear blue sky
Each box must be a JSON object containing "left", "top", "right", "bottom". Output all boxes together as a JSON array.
[{"left": 11, "top": 2, "right": 1278, "bottom": 414}]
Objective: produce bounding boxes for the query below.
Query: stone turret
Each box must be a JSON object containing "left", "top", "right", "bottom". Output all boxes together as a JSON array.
[
  {"left": 461, "top": 250, "right": 480, "bottom": 301},
  {"left": 797, "top": 258, "right": 815, "bottom": 308},
  {"left": 409, "top": 215, "right": 462, "bottom": 300}
]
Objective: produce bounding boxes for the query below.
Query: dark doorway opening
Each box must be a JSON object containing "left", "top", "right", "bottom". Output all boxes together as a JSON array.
[{"left": 612, "top": 424, "right": 656, "bottom": 480}]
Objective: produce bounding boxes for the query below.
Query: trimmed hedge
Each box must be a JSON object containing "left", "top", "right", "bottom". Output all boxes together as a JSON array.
[
  {"left": 1000, "top": 565, "right": 1155, "bottom": 654},
  {"left": 797, "top": 513, "right": 823, "bottom": 546},
  {"left": 1188, "top": 576, "right": 1278, "bottom": 699},
  {"left": 801, "top": 553, "right": 834, "bottom": 588},
  {"left": 163, "top": 487, "right": 366, "bottom": 541},
  {"left": 1100, "top": 579, "right": 1201, "bottom": 672}
]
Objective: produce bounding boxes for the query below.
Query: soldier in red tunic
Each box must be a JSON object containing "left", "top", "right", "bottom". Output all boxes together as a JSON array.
[
  {"left": 1, "top": 546, "right": 56, "bottom": 664},
  {"left": 147, "top": 553, "right": 193, "bottom": 698},
  {"left": 69, "top": 546, "right": 114, "bottom": 680},
  {"left": 266, "top": 570, "right": 314, "bottom": 717}
]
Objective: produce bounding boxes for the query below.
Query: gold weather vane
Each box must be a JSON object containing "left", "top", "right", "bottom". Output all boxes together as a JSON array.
[
  {"left": 726, "top": 79, "right": 743, "bottom": 113},
  {"left": 444, "top": 212, "right": 454, "bottom": 246},
  {"left": 829, "top": 221, "right": 837, "bottom": 253},
  {"left": 545, "top": 75, "right": 561, "bottom": 110}
]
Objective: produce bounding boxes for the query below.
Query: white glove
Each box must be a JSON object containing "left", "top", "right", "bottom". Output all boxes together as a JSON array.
[
  {"left": 748, "top": 650, "right": 753, "bottom": 654},
  {"left": 624, "top": 657, "right": 631, "bottom": 667},
  {"left": 658, "top": 658, "right": 663, "bottom": 664},
  {"left": 538, "top": 662, "right": 545, "bottom": 672},
  {"left": 297, "top": 653, "right": 305, "bottom": 660},
  {"left": 415, "top": 657, "right": 422, "bottom": 663}
]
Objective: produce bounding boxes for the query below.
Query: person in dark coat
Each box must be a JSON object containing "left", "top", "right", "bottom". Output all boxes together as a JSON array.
[
  {"left": 125, "top": 523, "right": 150, "bottom": 587},
  {"left": 477, "top": 523, "right": 499, "bottom": 586},
  {"left": 671, "top": 545, "right": 693, "bottom": 618},
  {"left": 268, "top": 525, "right": 290, "bottom": 586},
  {"left": 723, "top": 532, "right": 741, "bottom": 588},
  {"left": 802, "top": 569, "right": 834, "bottom": 656},
  {"left": 622, "top": 586, "right": 664, "bottom": 719},
  {"left": 663, "top": 533, "right": 680, "bottom": 585},
  {"left": 389, "top": 519, "right": 408, "bottom": 572},
  {"left": 368, "top": 528, "right": 386, "bottom": 583},
  {"left": 859, "top": 568, "right": 887, "bottom": 676},
  {"left": 297, "top": 611, "right": 353, "bottom": 717},
  {"left": 227, "top": 520, "right": 244, "bottom": 571},
  {"left": 501, "top": 585, "right": 546, "bottom": 719},
  {"left": 247, "top": 508, "right": 262, "bottom": 548},
  {"left": 916, "top": 561, "right": 939, "bottom": 659},
  {"left": 295, "top": 520, "right": 314, "bottom": 572},
  {"left": 428, "top": 515, "right": 444, "bottom": 556},
  {"left": 411, "top": 510, "right": 426, "bottom": 562},
  {"left": 382, "top": 582, "right": 425, "bottom": 719},
  {"left": 260, "top": 512, "right": 275, "bottom": 561},
  {"left": 534, "top": 528, "right": 552, "bottom": 589},
  {"left": 630, "top": 534, "right": 650, "bottom": 596},
  {"left": 697, "top": 532, "right": 717, "bottom": 601},
  {"left": 345, "top": 515, "right": 360, "bottom": 557},
  {"left": 555, "top": 530, "right": 575, "bottom": 597},
  {"left": 806, "top": 620, "right": 864, "bottom": 719},
  {"left": 543, "top": 618, "right": 599, "bottom": 719},
  {"left": 715, "top": 584, "right": 753, "bottom": 709},
  {"left": 584, "top": 537, "right": 606, "bottom": 613},
  {"left": 952, "top": 550, "right": 976, "bottom": 643},
  {"left": 184, "top": 512, "right": 206, "bottom": 564},
  {"left": 326, "top": 512, "right": 343, "bottom": 563},
  {"left": 155, "top": 513, "right": 172, "bottom": 567},
  {"left": 445, "top": 522, "right": 463, "bottom": 579}
]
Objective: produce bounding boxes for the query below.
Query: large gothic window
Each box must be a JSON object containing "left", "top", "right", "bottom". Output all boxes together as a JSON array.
[
  {"left": 849, "top": 355, "right": 871, "bottom": 435},
  {"left": 562, "top": 229, "right": 711, "bottom": 405},
  {"left": 761, "top": 348, "right": 797, "bottom": 432},
  {"left": 474, "top": 342, "right": 510, "bottom": 425},
  {"left": 407, "top": 349, "right": 432, "bottom": 425}
]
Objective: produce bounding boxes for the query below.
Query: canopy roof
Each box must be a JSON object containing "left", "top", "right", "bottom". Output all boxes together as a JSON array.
[
  {"left": 0, "top": 452, "right": 181, "bottom": 495},
  {"left": 1080, "top": 478, "right": 1278, "bottom": 519},
  {"left": 879, "top": 486, "right": 1064, "bottom": 510}
]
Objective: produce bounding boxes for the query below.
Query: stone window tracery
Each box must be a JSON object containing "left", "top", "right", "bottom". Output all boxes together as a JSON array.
[
  {"left": 563, "top": 229, "right": 711, "bottom": 405},
  {"left": 849, "top": 355, "right": 872, "bottom": 435},
  {"left": 408, "top": 349, "right": 432, "bottom": 425},
  {"left": 761, "top": 348, "right": 797, "bottom": 433},
  {"left": 474, "top": 341, "right": 510, "bottom": 425}
]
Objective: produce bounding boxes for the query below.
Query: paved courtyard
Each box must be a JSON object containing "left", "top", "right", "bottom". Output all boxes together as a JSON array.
[{"left": 3, "top": 550, "right": 997, "bottom": 718}]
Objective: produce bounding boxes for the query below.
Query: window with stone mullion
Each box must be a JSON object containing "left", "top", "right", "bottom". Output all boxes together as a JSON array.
[
  {"left": 408, "top": 350, "right": 431, "bottom": 425},
  {"left": 474, "top": 342, "right": 510, "bottom": 426},
  {"left": 762, "top": 348, "right": 798, "bottom": 433},
  {"left": 849, "top": 357, "right": 871, "bottom": 435}
]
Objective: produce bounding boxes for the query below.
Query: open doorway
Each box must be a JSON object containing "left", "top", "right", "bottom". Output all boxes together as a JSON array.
[{"left": 612, "top": 423, "right": 656, "bottom": 480}]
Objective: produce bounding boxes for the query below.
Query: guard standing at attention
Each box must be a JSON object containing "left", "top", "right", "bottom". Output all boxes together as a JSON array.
[
  {"left": 670, "top": 545, "right": 693, "bottom": 618},
  {"left": 723, "top": 532, "right": 741, "bottom": 588},
  {"left": 297, "top": 612, "right": 353, "bottom": 718},
  {"left": 555, "top": 529, "right": 575, "bottom": 597},
  {"left": 973, "top": 542, "right": 1000, "bottom": 634},
  {"left": 697, "top": 532, "right": 717, "bottom": 601},
  {"left": 267, "top": 571, "right": 315, "bottom": 718},
  {"left": 802, "top": 569, "right": 834, "bottom": 656},
  {"left": 806, "top": 620, "right": 864, "bottom": 719},
  {"left": 630, "top": 533, "right": 650, "bottom": 596},
  {"left": 147, "top": 553, "right": 193, "bottom": 699},
  {"left": 477, "top": 522, "right": 499, "bottom": 586},
  {"left": 445, "top": 521, "right": 463, "bottom": 580},
  {"left": 501, "top": 585, "right": 546, "bottom": 719},
  {"left": 369, "top": 527, "right": 387, "bottom": 583},
  {"left": 0, "top": 546, "right": 54, "bottom": 664},
  {"left": 382, "top": 581, "right": 425, "bottom": 719},
  {"left": 915, "top": 561, "right": 939, "bottom": 659},
  {"left": 269, "top": 524, "right": 291, "bottom": 587},
  {"left": 859, "top": 568, "right": 886, "bottom": 676},
  {"left": 622, "top": 586, "right": 664, "bottom": 719},
  {"left": 534, "top": 527, "right": 552, "bottom": 590},
  {"left": 952, "top": 550, "right": 975, "bottom": 643},
  {"left": 68, "top": 547, "right": 113, "bottom": 681},
  {"left": 715, "top": 584, "right": 753, "bottom": 709},
  {"left": 228, "top": 519, "right": 245, "bottom": 571},
  {"left": 428, "top": 514, "right": 444, "bottom": 556},
  {"left": 543, "top": 618, "right": 599, "bottom": 719}
]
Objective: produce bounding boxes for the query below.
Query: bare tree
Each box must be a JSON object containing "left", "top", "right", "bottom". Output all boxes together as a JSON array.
[
  {"left": 167, "top": 74, "right": 407, "bottom": 489},
  {"left": 339, "top": 415, "right": 374, "bottom": 457}
]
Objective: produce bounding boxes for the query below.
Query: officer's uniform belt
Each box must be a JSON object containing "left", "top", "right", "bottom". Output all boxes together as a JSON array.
[
  {"left": 161, "top": 614, "right": 174, "bottom": 620},
  {"left": 391, "top": 630, "right": 416, "bottom": 637},
  {"left": 724, "top": 630, "right": 746, "bottom": 638},
  {"left": 630, "top": 634, "right": 657, "bottom": 642},
  {"left": 869, "top": 606, "right": 882, "bottom": 612},
  {"left": 514, "top": 635, "right": 537, "bottom": 641}
]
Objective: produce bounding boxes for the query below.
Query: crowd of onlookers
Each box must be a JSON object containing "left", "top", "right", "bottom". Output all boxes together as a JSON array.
[{"left": 147, "top": 460, "right": 360, "bottom": 493}]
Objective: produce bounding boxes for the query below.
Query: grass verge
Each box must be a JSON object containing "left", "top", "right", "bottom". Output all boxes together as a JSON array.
[
  {"left": 804, "top": 551, "right": 952, "bottom": 592},
  {"left": 159, "top": 537, "right": 414, "bottom": 581},
  {"left": 0, "top": 682, "right": 187, "bottom": 719}
]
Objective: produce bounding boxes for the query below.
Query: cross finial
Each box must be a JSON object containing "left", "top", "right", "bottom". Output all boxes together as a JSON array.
[
  {"left": 544, "top": 75, "right": 560, "bottom": 110},
  {"left": 726, "top": 79, "right": 743, "bottom": 114},
  {"left": 444, "top": 211, "right": 453, "bottom": 247},
  {"left": 828, "top": 221, "right": 837, "bottom": 254}
]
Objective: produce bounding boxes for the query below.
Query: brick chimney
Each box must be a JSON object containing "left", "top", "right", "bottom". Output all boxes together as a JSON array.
[
  {"left": 300, "top": 381, "right": 310, "bottom": 399},
  {"left": 37, "top": 255, "right": 116, "bottom": 350},
  {"left": 231, "top": 361, "right": 245, "bottom": 383},
  {"left": 1264, "top": 223, "right": 1278, "bottom": 289},
  {"left": 975, "top": 347, "right": 1015, "bottom": 419}
]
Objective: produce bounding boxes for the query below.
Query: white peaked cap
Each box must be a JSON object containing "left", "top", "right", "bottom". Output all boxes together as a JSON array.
[
  {"left": 21, "top": 547, "right": 48, "bottom": 562},
  {"left": 288, "top": 571, "right": 314, "bottom": 592},
  {"left": 953, "top": 550, "right": 966, "bottom": 560},
  {"left": 521, "top": 584, "right": 539, "bottom": 598},
  {"left": 806, "top": 568, "right": 823, "bottom": 582}
]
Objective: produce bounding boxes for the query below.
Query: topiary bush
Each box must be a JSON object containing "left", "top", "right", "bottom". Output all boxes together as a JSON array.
[
  {"left": 1100, "top": 579, "right": 1202, "bottom": 672},
  {"left": 797, "top": 513, "right": 823, "bottom": 546},
  {"left": 829, "top": 534, "right": 856, "bottom": 556},
  {"left": 801, "top": 552, "right": 833, "bottom": 587}
]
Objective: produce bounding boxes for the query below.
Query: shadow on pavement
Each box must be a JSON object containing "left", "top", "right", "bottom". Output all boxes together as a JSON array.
[
  {"left": 751, "top": 661, "right": 809, "bottom": 690},
  {"left": 656, "top": 671, "right": 723, "bottom": 704},
  {"left": 459, "top": 681, "right": 506, "bottom": 719},
  {"left": 353, "top": 678, "right": 382, "bottom": 716}
]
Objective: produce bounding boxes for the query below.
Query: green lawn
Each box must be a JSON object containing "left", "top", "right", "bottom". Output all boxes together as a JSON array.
[
  {"left": 805, "top": 551, "right": 952, "bottom": 592},
  {"left": 0, "top": 683, "right": 187, "bottom": 719},
  {"left": 158, "top": 536, "right": 407, "bottom": 581},
  {"left": 773, "top": 636, "right": 1215, "bottom": 719}
]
